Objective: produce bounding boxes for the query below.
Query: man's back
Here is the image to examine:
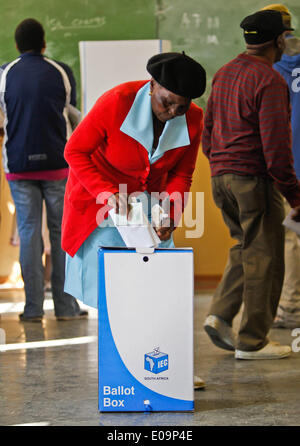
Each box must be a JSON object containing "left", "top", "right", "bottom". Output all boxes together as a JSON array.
[
  {"left": 1, "top": 52, "right": 76, "bottom": 174},
  {"left": 275, "top": 36, "right": 300, "bottom": 179},
  {"left": 203, "top": 52, "right": 291, "bottom": 178}
]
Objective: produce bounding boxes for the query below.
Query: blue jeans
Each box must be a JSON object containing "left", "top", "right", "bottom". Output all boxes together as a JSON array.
[{"left": 9, "top": 179, "right": 80, "bottom": 317}]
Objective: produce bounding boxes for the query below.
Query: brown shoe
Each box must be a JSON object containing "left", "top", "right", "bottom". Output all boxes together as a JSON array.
[{"left": 204, "top": 315, "right": 236, "bottom": 351}]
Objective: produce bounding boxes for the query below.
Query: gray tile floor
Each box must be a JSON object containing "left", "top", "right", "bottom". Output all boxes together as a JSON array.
[{"left": 0, "top": 289, "right": 299, "bottom": 426}]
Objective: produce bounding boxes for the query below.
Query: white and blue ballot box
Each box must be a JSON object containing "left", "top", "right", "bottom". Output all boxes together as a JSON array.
[{"left": 98, "top": 247, "right": 194, "bottom": 412}]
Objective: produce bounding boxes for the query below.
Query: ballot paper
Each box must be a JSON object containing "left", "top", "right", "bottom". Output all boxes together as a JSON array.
[
  {"left": 109, "top": 202, "right": 161, "bottom": 248},
  {"left": 151, "top": 203, "right": 169, "bottom": 228},
  {"left": 283, "top": 210, "right": 300, "bottom": 236}
]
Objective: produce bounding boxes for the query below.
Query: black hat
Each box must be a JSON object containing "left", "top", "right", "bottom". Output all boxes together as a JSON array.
[
  {"left": 146, "top": 52, "right": 206, "bottom": 99},
  {"left": 240, "top": 10, "right": 293, "bottom": 44}
]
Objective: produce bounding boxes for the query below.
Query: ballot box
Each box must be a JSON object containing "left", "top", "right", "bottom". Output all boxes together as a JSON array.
[{"left": 98, "top": 247, "right": 194, "bottom": 412}]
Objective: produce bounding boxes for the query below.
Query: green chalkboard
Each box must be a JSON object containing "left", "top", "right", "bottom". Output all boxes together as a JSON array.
[
  {"left": 156, "top": 0, "right": 300, "bottom": 107},
  {"left": 0, "top": 0, "right": 157, "bottom": 105},
  {"left": 1, "top": 0, "right": 300, "bottom": 109}
]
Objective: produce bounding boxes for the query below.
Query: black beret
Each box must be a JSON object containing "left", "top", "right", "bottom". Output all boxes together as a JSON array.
[
  {"left": 146, "top": 52, "right": 206, "bottom": 99},
  {"left": 240, "top": 10, "right": 292, "bottom": 45}
]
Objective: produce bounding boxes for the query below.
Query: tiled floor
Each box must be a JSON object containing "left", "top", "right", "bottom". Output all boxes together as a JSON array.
[{"left": 0, "top": 288, "right": 299, "bottom": 426}]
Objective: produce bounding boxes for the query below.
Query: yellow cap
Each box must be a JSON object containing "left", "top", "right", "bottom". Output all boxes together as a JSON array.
[
  {"left": 261, "top": 4, "right": 292, "bottom": 28},
  {"left": 261, "top": 4, "right": 291, "bottom": 16}
]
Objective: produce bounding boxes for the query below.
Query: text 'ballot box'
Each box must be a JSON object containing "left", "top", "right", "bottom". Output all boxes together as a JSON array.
[{"left": 98, "top": 247, "right": 194, "bottom": 412}]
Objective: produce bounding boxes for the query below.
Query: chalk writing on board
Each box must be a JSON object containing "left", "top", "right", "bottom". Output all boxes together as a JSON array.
[
  {"left": 207, "top": 17, "right": 220, "bottom": 29},
  {"left": 179, "top": 13, "right": 220, "bottom": 45},
  {"left": 155, "top": 4, "right": 173, "bottom": 20},
  {"left": 155, "top": 0, "right": 174, "bottom": 21},
  {"left": 46, "top": 16, "right": 106, "bottom": 32},
  {"left": 181, "top": 13, "right": 220, "bottom": 30},
  {"left": 207, "top": 35, "right": 219, "bottom": 45}
]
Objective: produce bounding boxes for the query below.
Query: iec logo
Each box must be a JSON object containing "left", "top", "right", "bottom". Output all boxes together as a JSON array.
[{"left": 144, "top": 347, "right": 168, "bottom": 374}]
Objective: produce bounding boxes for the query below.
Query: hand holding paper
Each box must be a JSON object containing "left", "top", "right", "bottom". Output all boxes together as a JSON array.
[
  {"left": 151, "top": 203, "right": 175, "bottom": 241},
  {"left": 107, "top": 193, "right": 130, "bottom": 218},
  {"left": 109, "top": 200, "right": 161, "bottom": 248}
]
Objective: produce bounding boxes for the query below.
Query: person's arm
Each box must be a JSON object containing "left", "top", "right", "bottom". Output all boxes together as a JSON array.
[
  {"left": 202, "top": 92, "right": 213, "bottom": 159},
  {"left": 259, "top": 81, "right": 300, "bottom": 212},
  {"left": 163, "top": 112, "right": 203, "bottom": 228},
  {"left": 67, "top": 68, "right": 77, "bottom": 107},
  {"left": 64, "top": 91, "right": 120, "bottom": 201},
  {"left": 58, "top": 62, "right": 77, "bottom": 107}
]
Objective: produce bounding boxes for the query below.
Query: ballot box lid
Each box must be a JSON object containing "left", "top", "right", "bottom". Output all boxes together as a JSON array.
[{"left": 98, "top": 246, "right": 193, "bottom": 253}]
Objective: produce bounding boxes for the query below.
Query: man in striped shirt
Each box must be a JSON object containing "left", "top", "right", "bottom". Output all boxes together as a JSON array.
[{"left": 203, "top": 10, "right": 300, "bottom": 359}]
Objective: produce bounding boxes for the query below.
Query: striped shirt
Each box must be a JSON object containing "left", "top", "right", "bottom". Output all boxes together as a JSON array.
[{"left": 202, "top": 52, "right": 300, "bottom": 208}]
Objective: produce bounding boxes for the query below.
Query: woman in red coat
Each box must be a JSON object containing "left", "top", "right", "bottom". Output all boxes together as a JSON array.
[
  {"left": 63, "top": 52, "right": 206, "bottom": 305},
  {"left": 62, "top": 52, "right": 206, "bottom": 389}
]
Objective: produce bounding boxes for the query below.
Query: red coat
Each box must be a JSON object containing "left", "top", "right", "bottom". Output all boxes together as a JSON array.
[{"left": 62, "top": 80, "right": 203, "bottom": 256}]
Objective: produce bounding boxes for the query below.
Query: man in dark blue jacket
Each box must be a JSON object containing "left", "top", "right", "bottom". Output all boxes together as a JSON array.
[
  {"left": 0, "top": 18, "right": 87, "bottom": 321},
  {"left": 262, "top": 4, "right": 300, "bottom": 328}
]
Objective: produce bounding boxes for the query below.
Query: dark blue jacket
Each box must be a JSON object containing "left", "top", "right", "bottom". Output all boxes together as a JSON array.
[
  {"left": 274, "top": 36, "right": 300, "bottom": 179},
  {"left": 0, "top": 52, "right": 76, "bottom": 173}
]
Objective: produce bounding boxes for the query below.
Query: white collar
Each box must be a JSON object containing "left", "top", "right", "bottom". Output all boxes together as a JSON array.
[{"left": 120, "top": 82, "right": 190, "bottom": 163}]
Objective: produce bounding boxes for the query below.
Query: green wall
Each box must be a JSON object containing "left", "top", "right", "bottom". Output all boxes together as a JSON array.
[
  {"left": 0, "top": 0, "right": 157, "bottom": 105},
  {"left": 0, "top": 0, "right": 299, "bottom": 107}
]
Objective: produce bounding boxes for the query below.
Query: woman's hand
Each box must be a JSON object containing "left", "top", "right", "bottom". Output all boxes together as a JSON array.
[
  {"left": 155, "top": 217, "right": 175, "bottom": 241},
  {"left": 107, "top": 193, "right": 131, "bottom": 218}
]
